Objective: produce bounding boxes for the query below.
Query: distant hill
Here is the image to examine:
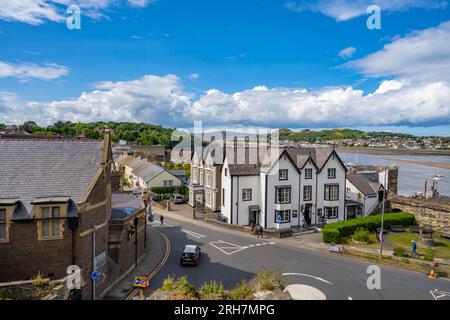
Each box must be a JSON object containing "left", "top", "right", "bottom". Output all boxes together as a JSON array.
[{"left": 278, "top": 128, "right": 416, "bottom": 142}]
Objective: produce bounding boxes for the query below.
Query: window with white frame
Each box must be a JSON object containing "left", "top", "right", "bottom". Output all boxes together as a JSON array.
[
  {"left": 40, "top": 207, "right": 61, "bottom": 239},
  {"left": 325, "top": 206, "right": 338, "bottom": 219},
  {"left": 305, "top": 168, "right": 313, "bottom": 179},
  {"left": 275, "top": 186, "right": 291, "bottom": 204},
  {"left": 0, "top": 209, "right": 7, "bottom": 241},
  {"left": 279, "top": 169, "right": 288, "bottom": 180},
  {"left": 303, "top": 185, "right": 313, "bottom": 201},
  {"left": 163, "top": 180, "right": 173, "bottom": 187},
  {"left": 275, "top": 210, "right": 291, "bottom": 223},
  {"left": 206, "top": 173, "right": 211, "bottom": 187},
  {"left": 242, "top": 189, "right": 252, "bottom": 201},
  {"left": 327, "top": 168, "right": 336, "bottom": 179},
  {"left": 200, "top": 171, "right": 204, "bottom": 184},
  {"left": 192, "top": 168, "right": 197, "bottom": 182},
  {"left": 222, "top": 188, "right": 225, "bottom": 206},
  {"left": 224, "top": 168, "right": 228, "bottom": 177},
  {"left": 325, "top": 184, "right": 339, "bottom": 200},
  {"left": 207, "top": 193, "right": 212, "bottom": 206}
]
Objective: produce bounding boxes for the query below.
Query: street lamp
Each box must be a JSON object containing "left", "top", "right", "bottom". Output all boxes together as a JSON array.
[{"left": 379, "top": 166, "right": 388, "bottom": 260}]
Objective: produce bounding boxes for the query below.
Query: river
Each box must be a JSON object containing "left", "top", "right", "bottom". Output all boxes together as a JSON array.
[{"left": 338, "top": 152, "right": 450, "bottom": 196}]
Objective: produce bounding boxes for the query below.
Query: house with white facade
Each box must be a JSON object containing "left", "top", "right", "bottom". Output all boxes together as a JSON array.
[
  {"left": 346, "top": 173, "right": 383, "bottom": 218},
  {"left": 220, "top": 145, "right": 347, "bottom": 230}
]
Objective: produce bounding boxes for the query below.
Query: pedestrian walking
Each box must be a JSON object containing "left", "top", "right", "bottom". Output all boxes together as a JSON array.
[
  {"left": 250, "top": 222, "right": 256, "bottom": 234},
  {"left": 160, "top": 214, "right": 164, "bottom": 226},
  {"left": 411, "top": 240, "right": 418, "bottom": 257},
  {"left": 257, "top": 225, "right": 264, "bottom": 238}
]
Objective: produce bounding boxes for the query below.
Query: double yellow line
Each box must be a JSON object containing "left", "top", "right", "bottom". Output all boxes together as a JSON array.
[{"left": 125, "top": 230, "right": 171, "bottom": 300}]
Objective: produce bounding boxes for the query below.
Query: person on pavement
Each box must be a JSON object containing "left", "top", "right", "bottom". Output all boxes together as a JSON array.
[
  {"left": 160, "top": 214, "right": 164, "bottom": 226},
  {"left": 257, "top": 225, "right": 264, "bottom": 238},
  {"left": 411, "top": 240, "right": 418, "bottom": 257},
  {"left": 250, "top": 222, "right": 256, "bottom": 234}
]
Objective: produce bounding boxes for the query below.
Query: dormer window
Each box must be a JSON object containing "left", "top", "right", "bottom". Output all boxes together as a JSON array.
[
  {"left": 40, "top": 206, "right": 62, "bottom": 239},
  {"left": 32, "top": 197, "right": 69, "bottom": 241}
]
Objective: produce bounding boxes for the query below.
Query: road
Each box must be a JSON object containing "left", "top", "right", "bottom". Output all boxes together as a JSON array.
[{"left": 147, "top": 213, "right": 450, "bottom": 300}]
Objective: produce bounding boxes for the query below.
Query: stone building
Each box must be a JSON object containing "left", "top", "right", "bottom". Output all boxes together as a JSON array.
[{"left": 0, "top": 132, "right": 146, "bottom": 299}]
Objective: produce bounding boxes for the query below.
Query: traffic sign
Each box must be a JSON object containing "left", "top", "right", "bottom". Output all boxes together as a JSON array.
[
  {"left": 90, "top": 271, "right": 100, "bottom": 282},
  {"left": 134, "top": 276, "right": 149, "bottom": 289}
]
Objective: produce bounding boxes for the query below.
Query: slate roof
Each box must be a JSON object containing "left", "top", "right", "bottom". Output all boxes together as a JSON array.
[
  {"left": 135, "top": 162, "right": 165, "bottom": 182},
  {"left": 110, "top": 192, "right": 143, "bottom": 219},
  {"left": 0, "top": 135, "right": 104, "bottom": 219},
  {"left": 347, "top": 174, "right": 381, "bottom": 196}
]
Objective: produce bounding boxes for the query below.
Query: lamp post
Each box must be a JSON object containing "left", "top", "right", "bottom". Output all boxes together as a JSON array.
[{"left": 379, "top": 166, "right": 388, "bottom": 260}]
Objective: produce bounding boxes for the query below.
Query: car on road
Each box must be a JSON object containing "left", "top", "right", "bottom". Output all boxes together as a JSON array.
[
  {"left": 171, "top": 193, "right": 185, "bottom": 204},
  {"left": 180, "top": 245, "right": 201, "bottom": 266}
]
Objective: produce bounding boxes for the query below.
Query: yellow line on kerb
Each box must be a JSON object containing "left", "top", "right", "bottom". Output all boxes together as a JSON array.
[{"left": 125, "top": 230, "right": 171, "bottom": 300}]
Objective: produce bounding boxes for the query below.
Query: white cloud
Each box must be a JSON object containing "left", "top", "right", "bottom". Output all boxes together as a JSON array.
[
  {"left": 189, "top": 73, "right": 200, "bottom": 80},
  {"left": 285, "top": 0, "right": 447, "bottom": 21},
  {"left": 1, "top": 73, "right": 450, "bottom": 128},
  {"left": 338, "top": 47, "right": 357, "bottom": 59},
  {"left": 0, "top": 0, "right": 154, "bottom": 25},
  {"left": 346, "top": 21, "right": 450, "bottom": 82},
  {"left": 0, "top": 61, "right": 69, "bottom": 80},
  {"left": 0, "top": 0, "right": 64, "bottom": 25}
]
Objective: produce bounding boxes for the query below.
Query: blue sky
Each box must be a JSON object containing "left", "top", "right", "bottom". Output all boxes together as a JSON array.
[{"left": 0, "top": 0, "right": 450, "bottom": 136}]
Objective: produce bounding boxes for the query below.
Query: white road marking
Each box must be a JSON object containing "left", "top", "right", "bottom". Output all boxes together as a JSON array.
[
  {"left": 348, "top": 297, "right": 353, "bottom": 300},
  {"left": 430, "top": 289, "right": 450, "bottom": 300},
  {"left": 282, "top": 273, "right": 334, "bottom": 285},
  {"left": 209, "top": 240, "right": 247, "bottom": 255},
  {"left": 149, "top": 221, "right": 174, "bottom": 227},
  {"left": 181, "top": 229, "right": 206, "bottom": 238}
]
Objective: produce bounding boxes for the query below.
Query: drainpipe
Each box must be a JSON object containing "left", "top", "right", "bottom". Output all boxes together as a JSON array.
[{"left": 92, "top": 224, "right": 97, "bottom": 301}]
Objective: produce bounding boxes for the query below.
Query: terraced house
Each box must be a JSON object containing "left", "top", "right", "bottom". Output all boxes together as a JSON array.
[
  {"left": 220, "top": 145, "right": 348, "bottom": 230},
  {"left": 0, "top": 131, "right": 147, "bottom": 299}
]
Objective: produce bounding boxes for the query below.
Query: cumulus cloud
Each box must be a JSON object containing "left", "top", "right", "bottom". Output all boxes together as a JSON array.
[
  {"left": 0, "top": 0, "right": 153, "bottom": 25},
  {"left": 284, "top": 0, "right": 447, "bottom": 21},
  {"left": 0, "top": 61, "right": 69, "bottom": 80},
  {"left": 1, "top": 74, "right": 450, "bottom": 128},
  {"left": 346, "top": 21, "right": 450, "bottom": 82},
  {"left": 338, "top": 47, "right": 357, "bottom": 59}
]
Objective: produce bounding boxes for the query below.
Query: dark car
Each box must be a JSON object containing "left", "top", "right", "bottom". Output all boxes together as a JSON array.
[{"left": 180, "top": 245, "right": 201, "bottom": 266}]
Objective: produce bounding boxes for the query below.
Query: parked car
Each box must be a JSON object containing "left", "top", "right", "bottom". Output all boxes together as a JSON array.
[
  {"left": 180, "top": 245, "right": 201, "bottom": 266},
  {"left": 171, "top": 193, "right": 185, "bottom": 204}
]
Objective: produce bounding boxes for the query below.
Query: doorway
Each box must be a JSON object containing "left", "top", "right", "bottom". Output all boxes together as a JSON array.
[{"left": 304, "top": 204, "right": 312, "bottom": 225}]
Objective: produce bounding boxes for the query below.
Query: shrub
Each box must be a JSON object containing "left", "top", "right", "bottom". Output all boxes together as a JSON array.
[
  {"left": 253, "top": 269, "right": 285, "bottom": 291},
  {"left": 423, "top": 247, "right": 436, "bottom": 261},
  {"left": 199, "top": 281, "right": 225, "bottom": 300},
  {"left": 352, "top": 227, "right": 370, "bottom": 243},
  {"left": 150, "top": 187, "right": 176, "bottom": 195},
  {"left": 227, "top": 280, "right": 253, "bottom": 300},
  {"left": 394, "top": 247, "right": 407, "bottom": 257},
  {"left": 32, "top": 272, "right": 46, "bottom": 287},
  {"left": 322, "top": 212, "right": 415, "bottom": 243},
  {"left": 160, "top": 275, "right": 197, "bottom": 298},
  {"left": 323, "top": 228, "right": 340, "bottom": 243}
]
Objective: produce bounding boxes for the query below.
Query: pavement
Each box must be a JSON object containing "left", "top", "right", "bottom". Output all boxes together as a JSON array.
[
  {"left": 147, "top": 203, "right": 450, "bottom": 300},
  {"left": 103, "top": 225, "right": 168, "bottom": 300}
]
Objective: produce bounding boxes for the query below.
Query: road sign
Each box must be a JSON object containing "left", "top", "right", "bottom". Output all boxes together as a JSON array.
[
  {"left": 90, "top": 271, "right": 100, "bottom": 282},
  {"left": 94, "top": 251, "right": 106, "bottom": 270},
  {"left": 134, "top": 276, "right": 149, "bottom": 289}
]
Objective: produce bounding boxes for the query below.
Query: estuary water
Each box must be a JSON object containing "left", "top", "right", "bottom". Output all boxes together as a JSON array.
[{"left": 338, "top": 152, "right": 450, "bottom": 196}]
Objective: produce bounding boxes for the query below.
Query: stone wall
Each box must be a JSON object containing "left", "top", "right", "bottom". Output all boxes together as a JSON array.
[{"left": 389, "top": 195, "right": 450, "bottom": 231}]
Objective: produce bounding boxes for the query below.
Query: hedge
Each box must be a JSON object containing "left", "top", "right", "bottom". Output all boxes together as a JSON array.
[{"left": 322, "top": 212, "right": 415, "bottom": 243}]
